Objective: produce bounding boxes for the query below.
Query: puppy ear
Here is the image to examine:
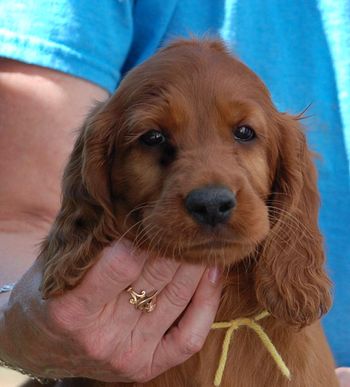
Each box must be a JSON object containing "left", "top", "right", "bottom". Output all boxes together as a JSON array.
[
  {"left": 40, "top": 101, "right": 118, "bottom": 298},
  {"left": 254, "top": 114, "right": 332, "bottom": 327}
]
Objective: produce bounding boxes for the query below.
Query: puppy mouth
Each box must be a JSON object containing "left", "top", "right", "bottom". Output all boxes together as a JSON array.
[{"left": 188, "top": 240, "right": 236, "bottom": 250}]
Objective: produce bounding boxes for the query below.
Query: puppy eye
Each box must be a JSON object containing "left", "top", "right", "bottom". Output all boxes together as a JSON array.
[
  {"left": 140, "top": 130, "right": 166, "bottom": 146},
  {"left": 233, "top": 125, "right": 256, "bottom": 142}
]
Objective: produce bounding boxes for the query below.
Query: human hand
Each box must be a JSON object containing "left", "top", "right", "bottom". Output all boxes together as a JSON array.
[
  {"left": 1, "top": 240, "right": 222, "bottom": 383},
  {"left": 336, "top": 367, "right": 350, "bottom": 387}
]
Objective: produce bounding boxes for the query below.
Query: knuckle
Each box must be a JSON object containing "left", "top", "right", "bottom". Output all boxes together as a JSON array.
[
  {"left": 163, "top": 279, "right": 192, "bottom": 308},
  {"left": 115, "top": 349, "right": 133, "bottom": 374},
  {"left": 127, "top": 366, "right": 153, "bottom": 384},
  {"left": 180, "top": 332, "right": 205, "bottom": 356},
  {"left": 79, "top": 336, "right": 112, "bottom": 363},
  {"left": 82, "top": 344, "right": 105, "bottom": 362},
  {"left": 115, "top": 350, "right": 149, "bottom": 381},
  {"left": 142, "top": 259, "right": 175, "bottom": 285},
  {"left": 99, "top": 248, "right": 141, "bottom": 285},
  {"left": 111, "top": 339, "right": 154, "bottom": 382},
  {"left": 134, "top": 373, "right": 153, "bottom": 384}
]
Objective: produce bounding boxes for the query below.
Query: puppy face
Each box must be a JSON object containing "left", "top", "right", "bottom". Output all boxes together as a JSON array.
[{"left": 108, "top": 41, "right": 280, "bottom": 266}]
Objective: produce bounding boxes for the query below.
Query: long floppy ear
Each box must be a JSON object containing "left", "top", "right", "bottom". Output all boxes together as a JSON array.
[
  {"left": 40, "top": 101, "right": 119, "bottom": 298},
  {"left": 255, "top": 114, "right": 332, "bottom": 327}
]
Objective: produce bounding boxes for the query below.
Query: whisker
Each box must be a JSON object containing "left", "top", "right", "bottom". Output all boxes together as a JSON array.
[{"left": 267, "top": 205, "right": 314, "bottom": 240}]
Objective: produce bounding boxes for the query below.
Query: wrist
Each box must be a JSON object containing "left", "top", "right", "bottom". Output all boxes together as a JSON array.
[
  {"left": 0, "top": 293, "right": 10, "bottom": 310},
  {"left": 0, "top": 295, "right": 59, "bottom": 384},
  {"left": 0, "top": 290, "right": 13, "bottom": 361},
  {"left": 0, "top": 282, "right": 20, "bottom": 363}
]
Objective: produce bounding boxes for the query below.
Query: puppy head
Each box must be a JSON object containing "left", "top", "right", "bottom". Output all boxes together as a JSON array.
[{"left": 108, "top": 39, "right": 275, "bottom": 265}]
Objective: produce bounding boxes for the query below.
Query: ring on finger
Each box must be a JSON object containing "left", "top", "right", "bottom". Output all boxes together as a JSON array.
[{"left": 126, "top": 286, "right": 159, "bottom": 312}]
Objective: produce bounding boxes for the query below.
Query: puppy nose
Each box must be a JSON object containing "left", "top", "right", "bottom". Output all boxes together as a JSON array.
[{"left": 185, "top": 186, "right": 236, "bottom": 227}]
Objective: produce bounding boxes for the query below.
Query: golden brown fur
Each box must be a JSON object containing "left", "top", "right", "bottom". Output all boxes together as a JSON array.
[{"left": 38, "top": 39, "right": 337, "bottom": 386}]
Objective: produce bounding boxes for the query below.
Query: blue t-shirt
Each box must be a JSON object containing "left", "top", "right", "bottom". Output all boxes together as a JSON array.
[{"left": 0, "top": 0, "right": 348, "bottom": 365}]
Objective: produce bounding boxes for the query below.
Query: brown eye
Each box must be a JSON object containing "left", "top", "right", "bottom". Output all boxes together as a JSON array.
[
  {"left": 234, "top": 125, "right": 256, "bottom": 142},
  {"left": 140, "top": 130, "right": 166, "bottom": 146}
]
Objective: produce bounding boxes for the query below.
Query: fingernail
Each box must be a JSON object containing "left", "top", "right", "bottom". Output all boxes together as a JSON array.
[{"left": 208, "top": 266, "right": 222, "bottom": 285}]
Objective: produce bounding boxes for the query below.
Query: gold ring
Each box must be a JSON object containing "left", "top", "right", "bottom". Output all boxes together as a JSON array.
[{"left": 126, "top": 287, "right": 159, "bottom": 313}]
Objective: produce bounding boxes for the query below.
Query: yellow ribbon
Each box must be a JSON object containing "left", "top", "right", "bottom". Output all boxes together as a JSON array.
[{"left": 211, "top": 311, "right": 291, "bottom": 386}]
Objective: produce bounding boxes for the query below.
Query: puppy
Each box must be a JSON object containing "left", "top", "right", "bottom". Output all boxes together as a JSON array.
[{"left": 39, "top": 39, "right": 338, "bottom": 386}]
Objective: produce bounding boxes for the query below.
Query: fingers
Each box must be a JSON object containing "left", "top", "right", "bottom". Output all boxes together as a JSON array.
[
  {"left": 135, "top": 263, "right": 207, "bottom": 340},
  {"left": 150, "top": 267, "right": 222, "bottom": 376},
  {"left": 129, "top": 255, "right": 180, "bottom": 294},
  {"left": 68, "top": 240, "right": 148, "bottom": 311},
  {"left": 111, "top": 256, "right": 181, "bottom": 329},
  {"left": 336, "top": 368, "right": 350, "bottom": 387}
]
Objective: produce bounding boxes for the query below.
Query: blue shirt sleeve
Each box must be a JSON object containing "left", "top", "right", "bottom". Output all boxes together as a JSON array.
[{"left": 0, "top": 0, "right": 225, "bottom": 93}]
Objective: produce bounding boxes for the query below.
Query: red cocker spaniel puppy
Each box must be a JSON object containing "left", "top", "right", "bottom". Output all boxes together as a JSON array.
[{"left": 39, "top": 39, "right": 338, "bottom": 386}]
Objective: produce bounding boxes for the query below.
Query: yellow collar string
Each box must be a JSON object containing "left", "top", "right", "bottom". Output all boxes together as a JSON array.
[{"left": 211, "top": 311, "right": 291, "bottom": 387}]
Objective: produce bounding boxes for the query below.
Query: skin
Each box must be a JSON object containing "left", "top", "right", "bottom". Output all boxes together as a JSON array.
[
  {"left": 0, "top": 60, "right": 222, "bottom": 382},
  {"left": 336, "top": 368, "right": 350, "bottom": 387}
]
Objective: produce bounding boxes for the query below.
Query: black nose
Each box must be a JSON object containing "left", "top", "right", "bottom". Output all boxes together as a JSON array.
[{"left": 185, "top": 186, "right": 236, "bottom": 227}]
